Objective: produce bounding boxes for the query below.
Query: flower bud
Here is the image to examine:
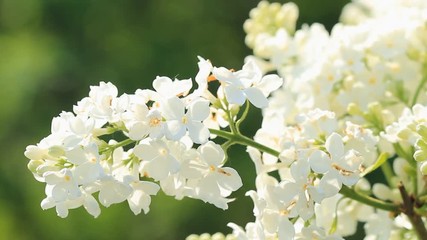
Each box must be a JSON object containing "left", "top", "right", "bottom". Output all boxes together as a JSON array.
[
  {"left": 414, "top": 149, "right": 427, "bottom": 162},
  {"left": 417, "top": 124, "right": 427, "bottom": 139},
  {"left": 420, "top": 161, "right": 427, "bottom": 175},
  {"left": 347, "top": 102, "right": 362, "bottom": 116},
  {"left": 48, "top": 146, "right": 65, "bottom": 158},
  {"left": 27, "top": 159, "right": 44, "bottom": 173}
]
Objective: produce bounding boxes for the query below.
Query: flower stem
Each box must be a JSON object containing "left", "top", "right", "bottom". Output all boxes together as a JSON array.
[
  {"left": 381, "top": 160, "right": 395, "bottom": 187},
  {"left": 393, "top": 143, "right": 417, "bottom": 168},
  {"left": 411, "top": 73, "right": 427, "bottom": 107},
  {"left": 209, "top": 128, "right": 280, "bottom": 157},
  {"left": 235, "top": 101, "right": 251, "bottom": 132},
  {"left": 398, "top": 182, "right": 427, "bottom": 239},
  {"left": 340, "top": 185, "right": 399, "bottom": 212}
]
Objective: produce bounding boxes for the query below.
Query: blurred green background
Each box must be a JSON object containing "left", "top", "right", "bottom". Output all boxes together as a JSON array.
[{"left": 0, "top": 0, "right": 350, "bottom": 239}]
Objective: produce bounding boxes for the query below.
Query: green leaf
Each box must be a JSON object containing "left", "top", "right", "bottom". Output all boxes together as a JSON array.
[{"left": 361, "top": 152, "right": 389, "bottom": 177}]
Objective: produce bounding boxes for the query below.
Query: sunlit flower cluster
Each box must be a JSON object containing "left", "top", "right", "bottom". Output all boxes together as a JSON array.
[
  {"left": 26, "top": 0, "right": 427, "bottom": 239},
  {"left": 225, "top": 0, "right": 427, "bottom": 239},
  {"left": 25, "top": 58, "right": 283, "bottom": 217}
]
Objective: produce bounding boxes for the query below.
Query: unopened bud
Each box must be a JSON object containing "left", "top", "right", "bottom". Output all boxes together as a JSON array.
[
  {"left": 415, "top": 149, "right": 427, "bottom": 162},
  {"left": 417, "top": 124, "right": 427, "bottom": 139},
  {"left": 420, "top": 161, "right": 427, "bottom": 175},
  {"left": 27, "top": 160, "right": 44, "bottom": 173},
  {"left": 347, "top": 102, "right": 362, "bottom": 116},
  {"left": 48, "top": 146, "right": 65, "bottom": 158}
]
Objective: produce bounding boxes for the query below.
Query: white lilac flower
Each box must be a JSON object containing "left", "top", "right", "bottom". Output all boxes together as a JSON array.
[
  {"left": 109, "top": 146, "right": 161, "bottom": 215},
  {"left": 121, "top": 97, "right": 166, "bottom": 140},
  {"left": 213, "top": 59, "right": 283, "bottom": 108},
  {"left": 183, "top": 56, "right": 212, "bottom": 104},
  {"left": 243, "top": 176, "right": 296, "bottom": 240},
  {"left": 152, "top": 140, "right": 196, "bottom": 200},
  {"left": 343, "top": 121, "right": 379, "bottom": 166},
  {"left": 41, "top": 186, "right": 100, "bottom": 218},
  {"left": 65, "top": 143, "right": 104, "bottom": 185},
  {"left": 186, "top": 141, "right": 242, "bottom": 209},
  {"left": 133, "top": 139, "right": 180, "bottom": 181},
  {"left": 296, "top": 109, "right": 338, "bottom": 140},
  {"left": 315, "top": 192, "right": 374, "bottom": 237},
  {"left": 126, "top": 177, "right": 160, "bottom": 215},
  {"left": 161, "top": 96, "right": 210, "bottom": 144},
  {"left": 203, "top": 107, "right": 229, "bottom": 137},
  {"left": 74, "top": 81, "right": 129, "bottom": 124},
  {"left": 40, "top": 168, "right": 82, "bottom": 217},
  {"left": 364, "top": 210, "right": 396, "bottom": 240},
  {"left": 309, "top": 133, "right": 363, "bottom": 198},
  {"left": 152, "top": 76, "right": 192, "bottom": 98},
  {"left": 88, "top": 176, "right": 133, "bottom": 208}
]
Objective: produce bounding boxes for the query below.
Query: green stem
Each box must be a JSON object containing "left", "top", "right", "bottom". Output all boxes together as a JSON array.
[
  {"left": 100, "top": 138, "right": 135, "bottom": 154},
  {"left": 209, "top": 128, "right": 280, "bottom": 157},
  {"left": 235, "top": 100, "right": 250, "bottom": 132},
  {"left": 381, "top": 160, "right": 395, "bottom": 187},
  {"left": 340, "top": 185, "right": 399, "bottom": 212},
  {"left": 225, "top": 106, "right": 239, "bottom": 134},
  {"left": 393, "top": 143, "right": 417, "bottom": 168},
  {"left": 411, "top": 73, "right": 427, "bottom": 107}
]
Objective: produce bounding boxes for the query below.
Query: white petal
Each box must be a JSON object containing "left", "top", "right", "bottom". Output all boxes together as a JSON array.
[
  {"left": 278, "top": 217, "right": 295, "bottom": 240},
  {"left": 161, "top": 97, "right": 184, "bottom": 120},
  {"left": 290, "top": 158, "right": 310, "bottom": 180},
  {"left": 212, "top": 67, "right": 237, "bottom": 84},
  {"left": 316, "top": 173, "right": 341, "bottom": 200},
  {"left": 200, "top": 141, "right": 224, "bottom": 166},
  {"left": 262, "top": 210, "right": 279, "bottom": 234},
  {"left": 188, "top": 99, "right": 210, "bottom": 121},
  {"left": 144, "top": 156, "right": 179, "bottom": 181},
  {"left": 98, "top": 180, "right": 132, "bottom": 207},
  {"left": 165, "top": 120, "right": 185, "bottom": 140},
  {"left": 153, "top": 76, "right": 173, "bottom": 95},
  {"left": 65, "top": 147, "right": 87, "bottom": 165},
  {"left": 73, "top": 162, "right": 102, "bottom": 185},
  {"left": 41, "top": 197, "right": 55, "bottom": 210},
  {"left": 56, "top": 203, "right": 69, "bottom": 218},
  {"left": 133, "top": 143, "right": 159, "bottom": 161},
  {"left": 44, "top": 169, "right": 72, "bottom": 184},
  {"left": 309, "top": 150, "right": 331, "bottom": 174},
  {"left": 244, "top": 87, "right": 268, "bottom": 108},
  {"left": 24, "top": 145, "right": 46, "bottom": 160},
  {"left": 224, "top": 85, "right": 246, "bottom": 105},
  {"left": 128, "top": 122, "right": 149, "bottom": 140},
  {"left": 217, "top": 167, "right": 243, "bottom": 192},
  {"left": 257, "top": 74, "right": 283, "bottom": 96},
  {"left": 341, "top": 172, "right": 360, "bottom": 186},
  {"left": 325, "top": 132, "right": 344, "bottom": 160},
  {"left": 187, "top": 122, "right": 209, "bottom": 144},
  {"left": 128, "top": 182, "right": 160, "bottom": 215},
  {"left": 139, "top": 181, "right": 161, "bottom": 195},
  {"left": 83, "top": 193, "right": 101, "bottom": 218},
  {"left": 69, "top": 117, "right": 90, "bottom": 135},
  {"left": 195, "top": 56, "right": 212, "bottom": 88},
  {"left": 153, "top": 76, "right": 193, "bottom": 97}
]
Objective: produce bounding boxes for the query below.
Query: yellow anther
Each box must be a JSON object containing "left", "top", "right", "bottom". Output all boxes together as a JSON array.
[
  {"left": 181, "top": 116, "right": 188, "bottom": 124},
  {"left": 149, "top": 117, "right": 161, "bottom": 127},
  {"left": 159, "top": 148, "right": 168, "bottom": 156}
]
